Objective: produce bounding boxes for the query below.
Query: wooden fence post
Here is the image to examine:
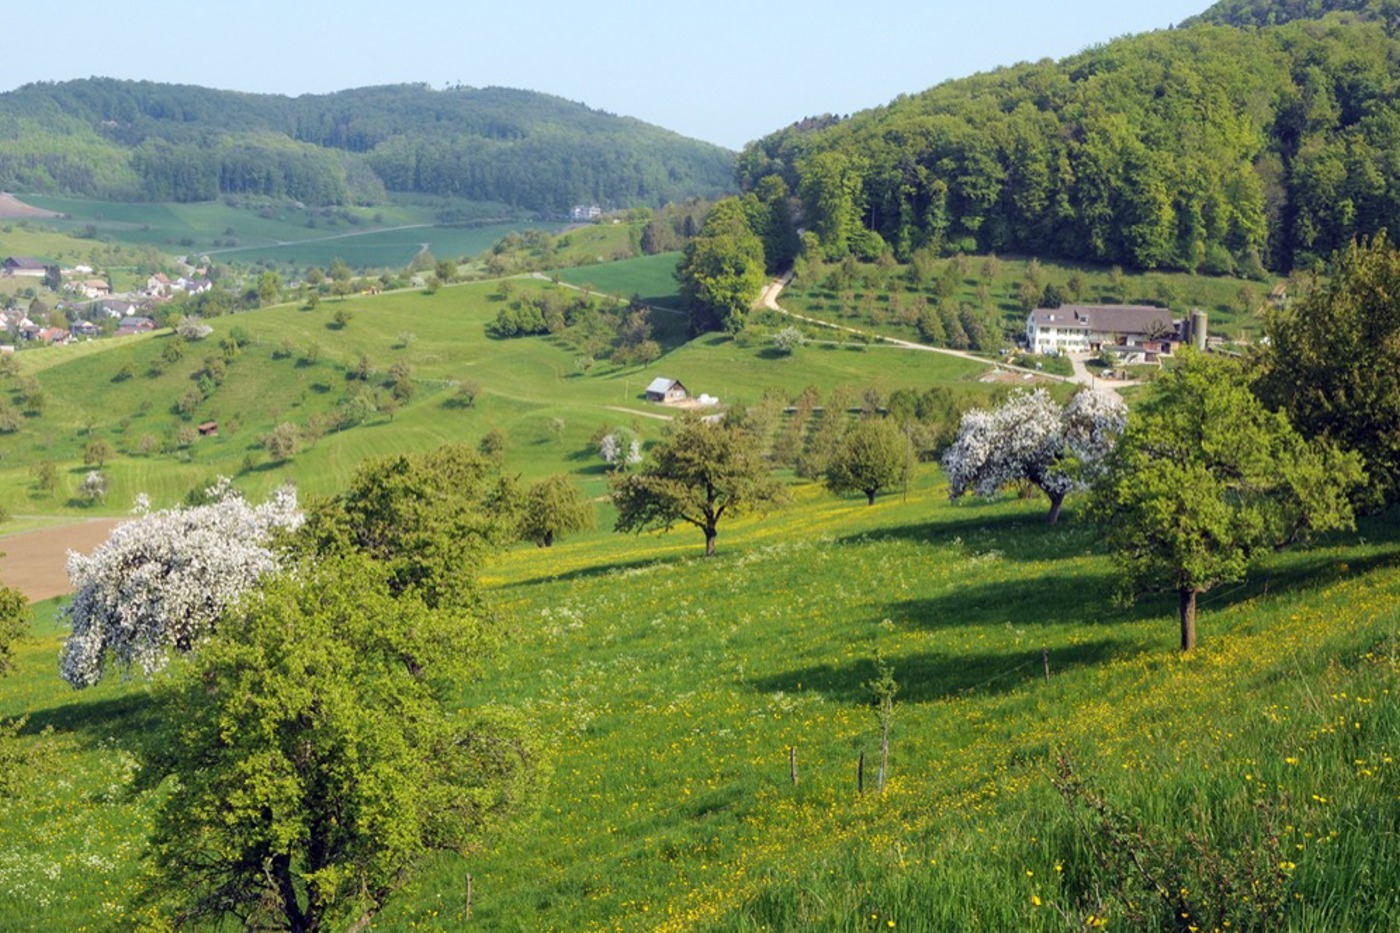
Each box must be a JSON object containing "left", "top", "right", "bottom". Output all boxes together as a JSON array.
[
  {"left": 465, "top": 873, "right": 473, "bottom": 921},
  {"left": 1042, "top": 646, "right": 1050, "bottom": 685},
  {"left": 789, "top": 745, "right": 798, "bottom": 785},
  {"left": 858, "top": 750, "right": 865, "bottom": 795}
]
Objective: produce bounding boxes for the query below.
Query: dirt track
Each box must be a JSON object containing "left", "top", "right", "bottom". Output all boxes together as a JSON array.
[
  {"left": 0, "top": 193, "right": 60, "bottom": 220},
  {"left": 0, "top": 519, "right": 121, "bottom": 601}
]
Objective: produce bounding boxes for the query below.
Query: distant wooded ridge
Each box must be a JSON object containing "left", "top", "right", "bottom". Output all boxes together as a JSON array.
[
  {"left": 0, "top": 80, "right": 736, "bottom": 213},
  {"left": 740, "top": 0, "right": 1400, "bottom": 273}
]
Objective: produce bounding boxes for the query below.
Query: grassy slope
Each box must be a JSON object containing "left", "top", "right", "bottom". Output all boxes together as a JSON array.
[
  {"left": 0, "top": 278, "right": 991, "bottom": 518},
  {"left": 557, "top": 252, "right": 686, "bottom": 310},
  {"left": 18, "top": 195, "right": 562, "bottom": 271},
  {"left": 1, "top": 470, "right": 1397, "bottom": 930}
]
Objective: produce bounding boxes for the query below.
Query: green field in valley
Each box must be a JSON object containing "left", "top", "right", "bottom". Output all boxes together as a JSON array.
[{"left": 14, "top": 194, "right": 564, "bottom": 271}]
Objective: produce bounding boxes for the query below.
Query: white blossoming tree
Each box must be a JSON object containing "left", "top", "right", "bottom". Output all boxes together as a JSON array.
[
  {"left": 176, "top": 315, "right": 214, "bottom": 341},
  {"left": 942, "top": 388, "right": 1127, "bottom": 524},
  {"left": 599, "top": 431, "right": 643, "bottom": 472},
  {"left": 60, "top": 479, "right": 303, "bottom": 687}
]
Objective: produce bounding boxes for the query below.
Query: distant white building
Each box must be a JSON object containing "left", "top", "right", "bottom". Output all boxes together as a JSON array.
[
  {"left": 571, "top": 205, "right": 603, "bottom": 222},
  {"left": 1025, "top": 304, "right": 1180, "bottom": 356}
]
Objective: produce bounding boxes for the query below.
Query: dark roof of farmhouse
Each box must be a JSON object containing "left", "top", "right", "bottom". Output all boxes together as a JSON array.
[
  {"left": 3, "top": 256, "right": 45, "bottom": 269},
  {"left": 1028, "top": 304, "right": 1178, "bottom": 334}
]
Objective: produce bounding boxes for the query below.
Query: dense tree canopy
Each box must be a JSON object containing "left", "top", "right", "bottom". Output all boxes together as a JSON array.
[
  {"left": 0, "top": 80, "right": 735, "bottom": 210},
  {"left": 1257, "top": 233, "right": 1400, "bottom": 507},
  {"left": 519, "top": 474, "right": 596, "bottom": 548},
  {"left": 298, "top": 445, "right": 514, "bottom": 612},
  {"left": 1090, "top": 353, "right": 1363, "bottom": 651},
  {"left": 676, "top": 197, "right": 768, "bottom": 334},
  {"left": 740, "top": 7, "right": 1400, "bottom": 273},
  {"left": 140, "top": 555, "right": 540, "bottom": 932}
]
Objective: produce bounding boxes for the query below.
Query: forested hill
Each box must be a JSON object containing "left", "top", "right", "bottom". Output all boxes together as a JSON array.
[
  {"left": 0, "top": 79, "right": 736, "bottom": 212},
  {"left": 1182, "top": 0, "right": 1393, "bottom": 28},
  {"left": 739, "top": 5, "right": 1400, "bottom": 274}
]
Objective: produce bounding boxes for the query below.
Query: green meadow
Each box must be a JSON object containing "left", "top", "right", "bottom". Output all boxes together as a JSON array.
[
  {"left": 2, "top": 466, "right": 1398, "bottom": 930},
  {"left": 557, "top": 252, "right": 687, "bottom": 310},
  {"left": 2, "top": 257, "right": 1397, "bottom": 932},
  {"left": 15, "top": 195, "right": 563, "bottom": 271},
  {"left": 0, "top": 277, "right": 993, "bottom": 518}
]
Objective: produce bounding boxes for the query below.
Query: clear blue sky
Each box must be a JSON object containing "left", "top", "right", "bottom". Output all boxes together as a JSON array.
[{"left": 3, "top": 1, "right": 1212, "bottom": 150}]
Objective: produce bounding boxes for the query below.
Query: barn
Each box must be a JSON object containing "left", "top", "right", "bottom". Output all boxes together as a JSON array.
[{"left": 645, "top": 377, "right": 689, "bottom": 404}]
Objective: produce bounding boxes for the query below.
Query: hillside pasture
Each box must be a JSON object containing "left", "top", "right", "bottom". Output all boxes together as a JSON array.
[
  {"left": 1, "top": 466, "right": 1397, "bottom": 930},
  {"left": 0, "top": 278, "right": 995, "bottom": 520},
  {"left": 556, "top": 251, "right": 685, "bottom": 309}
]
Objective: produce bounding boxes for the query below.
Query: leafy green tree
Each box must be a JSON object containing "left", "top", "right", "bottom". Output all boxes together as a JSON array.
[
  {"left": 83, "top": 438, "right": 114, "bottom": 469},
  {"left": 0, "top": 581, "right": 30, "bottom": 677},
  {"left": 612, "top": 414, "right": 787, "bottom": 556},
  {"left": 520, "top": 474, "right": 595, "bottom": 547},
  {"left": 676, "top": 197, "right": 767, "bottom": 334},
  {"left": 478, "top": 428, "right": 508, "bottom": 465},
  {"left": 256, "top": 270, "right": 282, "bottom": 307},
  {"left": 264, "top": 422, "right": 301, "bottom": 462},
  {"left": 1258, "top": 233, "right": 1400, "bottom": 506},
  {"left": 30, "top": 460, "right": 57, "bottom": 495},
  {"left": 798, "top": 150, "right": 867, "bottom": 259},
  {"left": 299, "top": 445, "right": 512, "bottom": 611},
  {"left": 824, "top": 417, "right": 912, "bottom": 505},
  {"left": 139, "top": 555, "right": 540, "bottom": 932},
  {"left": 1090, "top": 353, "right": 1364, "bottom": 651}
]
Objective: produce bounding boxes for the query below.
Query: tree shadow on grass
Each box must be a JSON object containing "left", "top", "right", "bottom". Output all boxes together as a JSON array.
[
  {"left": 502, "top": 551, "right": 692, "bottom": 590},
  {"left": 888, "top": 544, "right": 1400, "bottom": 634},
  {"left": 888, "top": 569, "right": 1141, "bottom": 630},
  {"left": 21, "top": 691, "right": 159, "bottom": 749},
  {"left": 749, "top": 638, "right": 1135, "bottom": 705},
  {"left": 838, "top": 507, "right": 1099, "bottom": 562}
]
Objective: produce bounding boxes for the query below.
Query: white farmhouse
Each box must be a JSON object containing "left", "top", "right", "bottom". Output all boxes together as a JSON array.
[{"left": 1026, "top": 304, "right": 1180, "bottom": 356}]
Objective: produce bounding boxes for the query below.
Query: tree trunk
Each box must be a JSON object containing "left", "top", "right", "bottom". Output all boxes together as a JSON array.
[
  {"left": 271, "top": 852, "right": 310, "bottom": 933},
  {"left": 542, "top": 530, "right": 554, "bottom": 548},
  {"left": 1046, "top": 490, "right": 1066, "bottom": 525},
  {"left": 866, "top": 489, "right": 877, "bottom": 505},
  {"left": 705, "top": 526, "right": 717, "bottom": 557},
  {"left": 1179, "top": 588, "right": 1199, "bottom": 652}
]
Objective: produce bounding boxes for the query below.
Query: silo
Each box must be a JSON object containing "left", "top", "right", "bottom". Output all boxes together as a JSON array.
[{"left": 1190, "top": 309, "right": 1208, "bottom": 351}]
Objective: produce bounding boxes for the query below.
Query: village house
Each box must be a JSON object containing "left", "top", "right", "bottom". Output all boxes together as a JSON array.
[
  {"left": 645, "top": 377, "right": 689, "bottom": 404},
  {"left": 1025, "top": 304, "right": 1184, "bottom": 357},
  {"left": 36, "top": 327, "right": 71, "bottom": 346},
  {"left": 571, "top": 205, "right": 603, "bottom": 222},
  {"left": 70, "top": 320, "right": 100, "bottom": 338},
  {"left": 115, "top": 315, "right": 157, "bottom": 337},
  {"left": 2, "top": 256, "right": 47, "bottom": 278},
  {"left": 76, "top": 279, "right": 112, "bottom": 299},
  {"left": 145, "top": 273, "right": 173, "bottom": 297},
  {"left": 97, "top": 299, "right": 141, "bottom": 319}
]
